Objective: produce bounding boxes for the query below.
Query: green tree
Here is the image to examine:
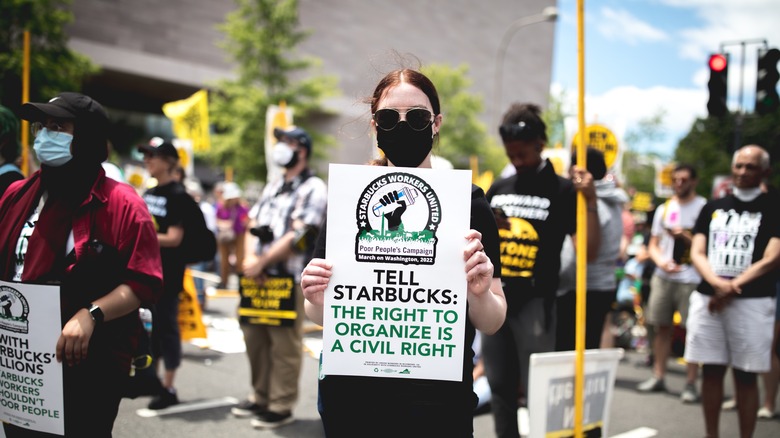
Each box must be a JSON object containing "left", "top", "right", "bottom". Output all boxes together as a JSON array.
[
  {"left": 0, "top": 0, "right": 97, "bottom": 109},
  {"left": 420, "top": 63, "right": 505, "bottom": 175},
  {"left": 675, "top": 110, "right": 780, "bottom": 196},
  {"left": 621, "top": 109, "right": 667, "bottom": 196},
  {"left": 542, "top": 88, "right": 568, "bottom": 149},
  {"left": 208, "top": 0, "right": 338, "bottom": 183}
]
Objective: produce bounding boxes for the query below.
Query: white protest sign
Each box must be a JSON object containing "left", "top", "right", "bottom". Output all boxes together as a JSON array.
[
  {"left": 0, "top": 281, "right": 64, "bottom": 436},
  {"left": 528, "top": 349, "right": 624, "bottom": 438},
  {"left": 322, "top": 164, "right": 471, "bottom": 381}
]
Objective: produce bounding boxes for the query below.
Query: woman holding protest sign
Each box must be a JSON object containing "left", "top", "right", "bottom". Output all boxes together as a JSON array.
[{"left": 301, "top": 66, "right": 506, "bottom": 437}]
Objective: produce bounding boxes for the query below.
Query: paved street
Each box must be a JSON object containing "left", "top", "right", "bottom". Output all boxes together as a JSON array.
[{"left": 112, "top": 291, "right": 780, "bottom": 438}]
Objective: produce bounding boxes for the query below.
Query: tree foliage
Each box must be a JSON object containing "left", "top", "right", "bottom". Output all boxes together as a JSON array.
[
  {"left": 0, "top": 0, "right": 97, "bottom": 109},
  {"left": 420, "top": 63, "right": 506, "bottom": 175},
  {"left": 621, "top": 109, "right": 667, "bottom": 195},
  {"left": 208, "top": 0, "right": 338, "bottom": 183},
  {"left": 542, "top": 88, "right": 567, "bottom": 149},
  {"left": 620, "top": 149, "right": 659, "bottom": 195},
  {"left": 675, "top": 110, "right": 780, "bottom": 196}
]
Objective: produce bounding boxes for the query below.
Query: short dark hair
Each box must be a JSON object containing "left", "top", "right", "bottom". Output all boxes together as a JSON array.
[
  {"left": 571, "top": 147, "right": 608, "bottom": 181},
  {"left": 674, "top": 163, "right": 697, "bottom": 180},
  {"left": 499, "top": 103, "right": 547, "bottom": 143}
]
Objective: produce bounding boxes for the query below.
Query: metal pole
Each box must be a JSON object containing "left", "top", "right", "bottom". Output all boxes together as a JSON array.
[
  {"left": 574, "top": 1, "right": 587, "bottom": 437},
  {"left": 492, "top": 8, "right": 557, "bottom": 126},
  {"left": 739, "top": 42, "right": 746, "bottom": 112},
  {"left": 718, "top": 39, "right": 767, "bottom": 151},
  {"left": 21, "top": 30, "right": 30, "bottom": 176}
]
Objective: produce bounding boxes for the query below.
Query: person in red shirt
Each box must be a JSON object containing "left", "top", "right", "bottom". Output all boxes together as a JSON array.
[{"left": 0, "top": 92, "right": 163, "bottom": 437}]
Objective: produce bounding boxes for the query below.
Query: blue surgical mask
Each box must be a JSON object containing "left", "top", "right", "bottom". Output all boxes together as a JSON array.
[{"left": 34, "top": 128, "right": 74, "bottom": 167}]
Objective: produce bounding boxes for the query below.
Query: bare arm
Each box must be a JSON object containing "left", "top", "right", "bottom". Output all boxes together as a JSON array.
[
  {"left": 648, "top": 234, "right": 680, "bottom": 273},
  {"left": 243, "top": 218, "right": 309, "bottom": 280},
  {"left": 157, "top": 224, "right": 184, "bottom": 248},
  {"left": 690, "top": 233, "right": 738, "bottom": 312},
  {"left": 301, "top": 258, "right": 332, "bottom": 326},
  {"left": 733, "top": 237, "right": 780, "bottom": 291},
  {"left": 464, "top": 229, "right": 506, "bottom": 335},
  {"left": 56, "top": 284, "right": 142, "bottom": 366}
]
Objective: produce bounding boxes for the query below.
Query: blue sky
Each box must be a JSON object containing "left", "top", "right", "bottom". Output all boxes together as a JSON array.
[{"left": 550, "top": 0, "right": 779, "bottom": 159}]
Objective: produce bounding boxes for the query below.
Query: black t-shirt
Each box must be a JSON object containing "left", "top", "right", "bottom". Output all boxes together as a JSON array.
[
  {"left": 485, "top": 160, "right": 576, "bottom": 311},
  {"left": 314, "top": 184, "right": 501, "bottom": 422},
  {"left": 143, "top": 181, "right": 189, "bottom": 294},
  {"left": 693, "top": 192, "right": 780, "bottom": 297}
]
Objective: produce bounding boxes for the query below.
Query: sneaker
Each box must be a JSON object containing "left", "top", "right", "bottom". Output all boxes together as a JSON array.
[
  {"left": 148, "top": 388, "right": 179, "bottom": 410},
  {"left": 722, "top": 398, "right": 737, "bottom": 411},
  {"left": 250, "top": 411, "right": 294, "bottom": 429},
  {"left": 680, "top": 383, "right": 700, "bottom": 403},
  {"left": 231, "top": 400, "right": 266, "bottom": 418},
  {"left": 757, "top": 407, "right": 776, "bottom": 419},
  {"left": 636, "top": 377, "right": 666, "bottom": 393}
]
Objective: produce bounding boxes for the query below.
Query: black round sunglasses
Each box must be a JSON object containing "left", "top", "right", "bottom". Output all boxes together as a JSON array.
[{"left": 373, "top": 108, "right": 434, "bottom": 131}]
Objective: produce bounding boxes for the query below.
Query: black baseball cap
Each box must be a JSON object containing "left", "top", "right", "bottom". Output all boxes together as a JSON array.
[
  {"left": 273, "top": 126, "right": 312, "bottom": 153},
  {"left": 19, "top": 92, "right": 109, "bottom": 128},
  {"left": 138, "top": 139, "right": 179, "bottom": 160}
]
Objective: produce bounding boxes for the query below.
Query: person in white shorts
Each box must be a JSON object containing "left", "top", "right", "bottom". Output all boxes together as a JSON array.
[{"left": 686, "top": 145, "right": 780, "bottom": 438}]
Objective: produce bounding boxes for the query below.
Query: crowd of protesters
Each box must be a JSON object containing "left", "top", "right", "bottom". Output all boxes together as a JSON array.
[{"left": 0, "top": 65, "right": 778, "bottom": 438}]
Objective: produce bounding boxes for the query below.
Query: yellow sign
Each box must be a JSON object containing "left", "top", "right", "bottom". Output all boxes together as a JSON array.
[
  {"left": 659, "top": 163, "right": 675, "bottom": 186},
  {"left": 571, "top": 124, "right": 619, "bottom": 169},
  {"left": 654, "top": 161, "right": 676, "bottom": 199},
  {"left": 631, "top": 191, "right": 654, "bottom": 212},
  {"left": 162, "top": 89, "right": 211, "bottom": 152},
  {"left": 178, "top": 268, "right": 207, "bottom": 341}
]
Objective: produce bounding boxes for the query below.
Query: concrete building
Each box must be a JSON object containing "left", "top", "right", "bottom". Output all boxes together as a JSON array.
[{"left": 68, "top": 0, "right": 557, "bottom": 177}]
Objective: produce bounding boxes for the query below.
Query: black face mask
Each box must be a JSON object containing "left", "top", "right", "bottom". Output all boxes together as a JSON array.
[{"left": 376, "top": 122, "right": 433, "bottom": 168}]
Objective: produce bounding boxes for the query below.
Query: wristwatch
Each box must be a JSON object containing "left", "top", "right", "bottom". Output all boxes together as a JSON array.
[{"left": 85, "top": 303, "right": 104, "bottom": 325}]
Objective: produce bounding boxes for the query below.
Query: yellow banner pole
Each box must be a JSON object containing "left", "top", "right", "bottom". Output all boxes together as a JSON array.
[
  {"left": 574, "top": 1, "right": 588, "bottom": 437},
  {"left": 21, "top": 30, "right": 31, "bottom": 176}
]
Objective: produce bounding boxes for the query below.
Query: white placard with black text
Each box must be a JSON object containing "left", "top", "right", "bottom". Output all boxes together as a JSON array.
[
  {"left": 322, "top": 164, "right": 471, "bottom": 381},
  {"left": 0, "top": 281, "right": 64, "bottom": 436}
]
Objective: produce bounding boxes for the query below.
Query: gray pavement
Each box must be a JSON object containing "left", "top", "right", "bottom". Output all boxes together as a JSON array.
[{"left": 112, "top": 291, "right": 780, "bottom": 437}]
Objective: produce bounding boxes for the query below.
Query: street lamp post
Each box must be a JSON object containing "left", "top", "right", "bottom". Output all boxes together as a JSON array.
[{"left": 493, "top": 6, "right": 558, "bottom": 127}]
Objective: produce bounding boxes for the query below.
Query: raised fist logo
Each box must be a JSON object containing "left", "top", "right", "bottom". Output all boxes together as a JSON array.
[{"left": 378, "top": 190, "right": 407, "bottom": 231}]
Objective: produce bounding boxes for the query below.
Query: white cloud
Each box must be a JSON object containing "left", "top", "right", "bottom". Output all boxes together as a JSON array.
[
  {"left": 597, "top": 7, "right": 669, "bottom": 45},
  {"left": 556, "top": 83, "right": 706, "bottom": 158},
  {"left": 661, "top": 0, "right": 780, "bottom": 62}
]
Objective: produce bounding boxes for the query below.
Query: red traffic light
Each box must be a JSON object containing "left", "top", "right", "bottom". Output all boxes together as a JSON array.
[{"left": 709, "top": 54, "right": 728, "bottom": 72}]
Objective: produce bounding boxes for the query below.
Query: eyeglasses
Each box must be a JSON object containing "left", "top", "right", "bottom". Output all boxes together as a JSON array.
[
  {"left": 373, "top": 108, "right": 434, "bottom": 131},
  {"left": 31, "top": 121, "right": 71, "bottom": 140}
]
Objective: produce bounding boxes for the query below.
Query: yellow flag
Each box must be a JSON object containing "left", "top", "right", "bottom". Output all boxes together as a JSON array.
[{"left": 162, "top": 89, "right": 211, "bottom": 152}]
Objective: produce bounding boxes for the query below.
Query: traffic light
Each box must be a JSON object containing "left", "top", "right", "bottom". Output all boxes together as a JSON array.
[
  {"left": 755, "top": 48, "right": 780, "bottom": 115},
  {"left": 707, "top": 53, "right": 728, "bottom": 117}
]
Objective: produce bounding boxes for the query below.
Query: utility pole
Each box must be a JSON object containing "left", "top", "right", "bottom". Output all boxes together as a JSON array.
[{"left": 719, "top": 39, "right": 767, "bottom": 152}]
